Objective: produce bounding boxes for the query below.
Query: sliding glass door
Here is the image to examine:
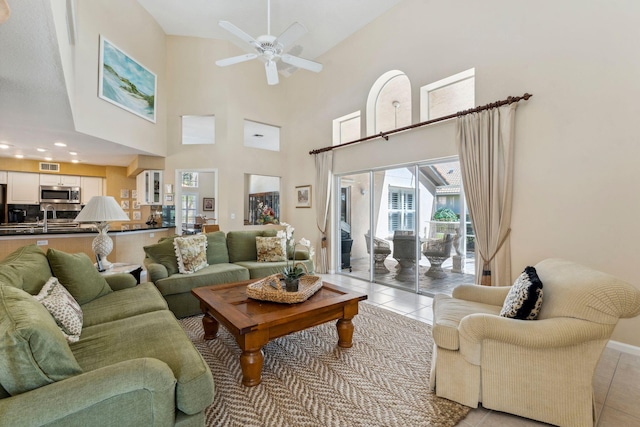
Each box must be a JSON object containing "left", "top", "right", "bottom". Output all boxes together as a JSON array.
[{"left": 336, "top": 159, "right": 475, "bottom": 296}]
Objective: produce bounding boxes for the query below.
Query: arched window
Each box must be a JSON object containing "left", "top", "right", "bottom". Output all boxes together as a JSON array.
[{"left": 366, "top": 70, "right": 411, "bottom": 136}]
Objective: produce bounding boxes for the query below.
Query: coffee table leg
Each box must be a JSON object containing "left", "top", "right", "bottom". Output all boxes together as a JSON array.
[
  {"left": 202, "top": 313, "right": 219, "bottom": 340},
  {"left": 240, "top": 348, "right": 264, "bottom": 387},
  {"left": 336, "top": 317, "right": 354, "bottom": 348}
]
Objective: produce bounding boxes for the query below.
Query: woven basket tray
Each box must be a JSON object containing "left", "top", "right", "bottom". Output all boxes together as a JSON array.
[{"left": 246, "top": 274, "right": 323, "bottom": 304}]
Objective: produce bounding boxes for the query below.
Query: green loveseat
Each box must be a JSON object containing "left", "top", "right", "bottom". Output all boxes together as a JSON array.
[
  {"left": 0, "top": 245, "right": 214, "bottom": 427},
  {"left": 144, "top": 230, "right": 315, "bottom": 318}
]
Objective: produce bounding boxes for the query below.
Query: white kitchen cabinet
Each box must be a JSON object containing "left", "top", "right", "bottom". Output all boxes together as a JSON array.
[
  {"left": 40, "top": 174, "right": 81, "bottom": 186},
  {"left": 0, "top": 171, "right": 7, "bottom": 184},
  {"left": 136, "top": 170, "right": 163, "bottom": 205},
  {"left": 81, "top": 177, "right": 104, "bottom": 204},
  {"left": 8, "top": 172, "right": 40, "bottom": 204}
]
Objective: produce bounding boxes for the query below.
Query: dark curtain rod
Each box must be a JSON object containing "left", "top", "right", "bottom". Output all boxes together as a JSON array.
[{"left": 309, "top": 92, "right": 532, "bottom": 155}]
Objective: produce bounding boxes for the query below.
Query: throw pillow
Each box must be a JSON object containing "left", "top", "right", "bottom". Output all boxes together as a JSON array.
[
  {"left": 144, "top": 235, "right": 179, "bottom": 275},
  {"left": 205, "top": 231, "right": 230, "bottom": 265},
  {"left": 34, "top": 277, "right": 83, "bottom": 343},
  {"left": 46, "top": 249, "right": 113, "bottom": 305},
  {"left": 256, "top": 236, "right": 287, "bottom": 262},
  {"left": 500, "top": 266, "right": 544, "bottom": 320},
  {"left": 0, "top": 284, "right": 83, "bottom": 396},
  {"left": 0, "top": 244, "right": 52, "bottom": 295},
  {"left": 173, "top": 235, "right": 208, "bottom": 274}
]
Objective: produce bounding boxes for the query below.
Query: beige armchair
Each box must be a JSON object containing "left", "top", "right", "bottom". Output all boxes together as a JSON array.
[{"left": 429, "top": 258, "right": 640, "bottom": 427}]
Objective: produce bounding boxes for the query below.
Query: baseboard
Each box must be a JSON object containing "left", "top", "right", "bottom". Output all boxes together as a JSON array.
[{"left": 607, "top": 340, "right": 640, "bottom": 356}]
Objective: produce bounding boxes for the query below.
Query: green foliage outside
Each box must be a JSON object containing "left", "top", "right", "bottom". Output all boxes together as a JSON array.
[{"left": 433, "top": 207, "right": 459, "bottom": 222}]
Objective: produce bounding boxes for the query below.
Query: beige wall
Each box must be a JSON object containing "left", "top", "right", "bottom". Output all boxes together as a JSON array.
[
  {"left": 278, "top": 0, "right": 640, "bottom": 346},
  {"left": 70, "top": 0, "right": 167, "bottom": 157}
]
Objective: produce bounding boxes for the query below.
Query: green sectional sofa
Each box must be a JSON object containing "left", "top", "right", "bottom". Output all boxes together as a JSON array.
[
  {"left": 144, "top": 230, "right": 315, "bottom": 318},
  {"left": 0, "top": 245, "right": 214, "bottom": 427}
]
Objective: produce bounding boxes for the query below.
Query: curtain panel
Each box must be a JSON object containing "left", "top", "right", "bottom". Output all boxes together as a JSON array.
[
  {"left": 314, "top": 151, "right": 333, "bottom": 273},
  {"left": 457, "top": 103, "right": 517, "bottom": 286}
]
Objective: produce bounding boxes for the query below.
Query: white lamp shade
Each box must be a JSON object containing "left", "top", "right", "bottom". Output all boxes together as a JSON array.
[{"left": 75, "top": 196, "right": 130, "bottom": 223}]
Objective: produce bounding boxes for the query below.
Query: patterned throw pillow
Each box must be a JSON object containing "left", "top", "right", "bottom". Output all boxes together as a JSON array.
[
  {"left": 500, "top": 266, "right": 544, "bottom": 320},
  {"left": 34, "top": 277, "right": 83, "bottom": 343},
  {"left": 256, "top": 236, "right": 287, "bottom": 262},
  {"left": 173, "top": 235, "right": 208, "bottom": 274}
]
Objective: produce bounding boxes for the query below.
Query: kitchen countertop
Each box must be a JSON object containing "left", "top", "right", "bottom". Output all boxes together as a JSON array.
[{"left": 0, "top": 225, "right": 174, "bottom": 236}]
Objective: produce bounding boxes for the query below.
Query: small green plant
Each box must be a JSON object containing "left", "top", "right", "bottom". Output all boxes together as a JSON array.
[{"left": 433, "top": 207, "right": 459, "bottom": 222}]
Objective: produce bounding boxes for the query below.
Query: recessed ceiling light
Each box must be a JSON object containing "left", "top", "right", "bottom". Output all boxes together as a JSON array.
[
  {"left": 69, "top": 151, "right": 78, "bottom": 155},
  {"left": 71, "top": 159, "right": 79, "bottom": 164},
  {"left": 0, "top": 144, "right": 10, "bottom": 149},
  {"left": 44, "top": 157, "right": 53, "bottom": 161},
  {"left": 15, "top": 154, "right": 24, "bottom": 159},
  {"left": 37, "top": 148, "right": 46, "bottom": 152},
  {"left": 54, "top": 142, "right": 67, "bottom": 147}
]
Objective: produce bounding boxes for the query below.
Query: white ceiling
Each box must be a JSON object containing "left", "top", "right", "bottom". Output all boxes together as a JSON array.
[
  {"left": 136, "top": 0, "right": 403, "bottom": 60},
  {"left": 0, "top": 0, "right": 403, "bottom": 167}
]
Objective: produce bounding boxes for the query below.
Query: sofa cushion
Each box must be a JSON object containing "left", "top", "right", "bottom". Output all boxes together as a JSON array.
[
  {"left": 432, "top": 293, "right": 502, "bottom": 351},
  {"left": 0, "top": 284, "right": 83, "bottom": 395},
  {"left": 205, "top": 231, "right": 229, "bottom": 264},
  {"left": 174, "top": 235, "right": 208, "bottom": 274},
  {"left": 227, "top": 230, "right": 277, "bottom": 263},
  {"left": 34, "top": 277, "right": 83, "bottom": 343},
  {"left": 500, "top": 266, "right": 544, "bottom": 320},
  {"left": 256, "top": 236, "right": 286, "bottom": 262},
  {"left": 81, "top": 283, "right": 168, "bottom": 327},
  {"left": 154, "top": 263, "right": 249, "bottom": 297},
  {"left": 0, "top": 244, "right": 52, "bottom": 295},
  {"left": 72, "top": 310, "right": 214, "bottom": 415},
  {"left": 144, "top": 235, "right": 179, "bottom": 276},
  {"left": 46, "top": 249, "right": 113, "bottom": 305}
]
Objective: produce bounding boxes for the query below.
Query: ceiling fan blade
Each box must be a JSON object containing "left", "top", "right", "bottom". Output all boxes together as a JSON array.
[
  {"left": 215, "top": 53, "right": 258, "bottom": 67},
  {"left": 218, "top": 20, "right": 261, "bottom": 50},
  {"left": 265, "top": 60, "right": 279, "bottom": 85},
  {"left": 274, "top": 22, "right": 307, "bottom": 51},
  {"left": 281, "top": 54, "right": 323, "bottom": 73}
]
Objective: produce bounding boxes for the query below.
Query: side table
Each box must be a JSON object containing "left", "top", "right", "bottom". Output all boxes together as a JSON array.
[{"left": 99, "top": 263, "right": 143, "bottom": 284}]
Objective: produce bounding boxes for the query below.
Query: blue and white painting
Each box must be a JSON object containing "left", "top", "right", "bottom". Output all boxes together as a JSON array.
[{"left": 98, "top": 36, "right": 156, "bottom": 123}]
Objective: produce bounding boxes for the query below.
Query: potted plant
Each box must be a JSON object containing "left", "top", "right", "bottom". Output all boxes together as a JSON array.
[{"left": 278, "top": 223, "right": 313, "bottom": 292}]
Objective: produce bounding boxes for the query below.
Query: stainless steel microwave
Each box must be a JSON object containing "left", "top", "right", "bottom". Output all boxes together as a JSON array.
[{"left": 40, "top": 186, "right": 81, "bottom": 204}]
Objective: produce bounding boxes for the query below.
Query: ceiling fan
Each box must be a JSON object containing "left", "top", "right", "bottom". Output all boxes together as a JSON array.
[{"left": 215, "top": 0, "right": 323, "bottom": 85}]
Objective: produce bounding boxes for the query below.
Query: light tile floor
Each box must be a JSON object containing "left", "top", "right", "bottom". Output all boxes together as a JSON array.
[{"left": 319, "top": 273, "right": 640, "bottom": 427}]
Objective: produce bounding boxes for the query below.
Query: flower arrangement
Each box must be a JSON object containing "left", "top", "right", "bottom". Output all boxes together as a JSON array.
[
  {"left": 257, "top": 201, "right": 278, "bottom": 224},
  {"left": 278, "top": 222, "right": 314, "bottom": 288}
]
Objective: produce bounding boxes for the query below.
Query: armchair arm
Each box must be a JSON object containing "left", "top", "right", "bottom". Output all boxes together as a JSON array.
[
  {"left": 458, "top": 315, "right": 614, "bottom": 365},
  {"left": 452, "top": 284, "right": 511, "bottom": 306},
  {"left": 104, "top": 273, "right": 137, "bottom": 291},
  {"left": 144, "top": 258, "right": 169, "bottom": 282},
  {"left": 0, "top": 358, "right": 176, "bottom": 427}
]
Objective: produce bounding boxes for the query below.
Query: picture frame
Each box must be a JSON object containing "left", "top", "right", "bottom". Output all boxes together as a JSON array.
[
  {"left": 120, "top": 189, "right": 129, "bottom": 199},
  {"left": 295, "top": 185, "right": 312, "bottom": 208},
  {"left": 133, "top": 211, "right": 141, "bottom": 221},
  {"left": 203, "top": 197, "right": 215, "bottom": 211},
  {"left": 120, "top": 200, "right": 129, "bottom": 210},
  {"left": 98, "top": 35, "right": 157, "bottom": 123},
  {"left": 164, "top": 194, "right": 173, "bottom": 202}
]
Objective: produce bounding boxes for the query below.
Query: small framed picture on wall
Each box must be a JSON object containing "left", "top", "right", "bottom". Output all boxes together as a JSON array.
[
  {"left": 203, "top": 197, "right": 215, "bottom": 211},
  {"left": 295, "top": 185, "right": 312, "bottom": 208}
]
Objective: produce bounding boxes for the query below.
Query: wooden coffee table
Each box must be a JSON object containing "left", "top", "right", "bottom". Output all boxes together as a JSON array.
[{"left": 191, "top": 280, "right": 368, "bottom": 386}]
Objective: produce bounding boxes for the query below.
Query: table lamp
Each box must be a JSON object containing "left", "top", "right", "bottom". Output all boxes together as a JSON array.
[{"left": 74, "top": 196, "right": 129, "bottom": 270}]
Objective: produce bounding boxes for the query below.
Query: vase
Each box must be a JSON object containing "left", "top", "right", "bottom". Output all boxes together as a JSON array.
[{"left": 284, "top": 277, "right": 300, "bottom": 292}]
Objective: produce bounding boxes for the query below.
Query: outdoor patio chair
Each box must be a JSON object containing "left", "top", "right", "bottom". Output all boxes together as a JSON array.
[
  {"left": 364, "top": 231, "right": 391, "bottom": 273},
  {"left": 423, "top": 233, "right": 454, "bottom": 278}
]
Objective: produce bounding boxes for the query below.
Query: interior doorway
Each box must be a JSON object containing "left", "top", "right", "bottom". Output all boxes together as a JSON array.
[{"left": 174, "top": 168, "right": 218, "bottom": 234}]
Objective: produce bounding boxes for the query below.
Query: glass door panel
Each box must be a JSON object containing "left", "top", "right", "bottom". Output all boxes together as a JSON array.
[{"left": 338, "top": 173, "right": 370, "bottom": 281}]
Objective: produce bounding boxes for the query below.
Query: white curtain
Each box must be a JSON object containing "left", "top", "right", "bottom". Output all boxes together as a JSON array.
[
  {"left": 457, "top": 103, "right": 517, "bottom": 286},
  {"left": 314, "top": 151, "right": 333, "bottom": 273}
]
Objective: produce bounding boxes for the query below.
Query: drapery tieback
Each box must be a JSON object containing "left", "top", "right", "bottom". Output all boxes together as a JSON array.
[{"left": 480, "top": 228, "right": 511, "bottom": 286}]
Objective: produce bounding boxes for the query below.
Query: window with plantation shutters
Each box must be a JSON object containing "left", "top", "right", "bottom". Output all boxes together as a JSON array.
[{"left": 388, "top": 186, "right": 415, "bottom": 233}]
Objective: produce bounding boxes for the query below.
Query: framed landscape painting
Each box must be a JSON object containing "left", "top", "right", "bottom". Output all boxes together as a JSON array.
[
  {"left": 98, "top": 36, "right": 157, "bottom": 123},
  {"left": 295, "top": 185, "right": 312, "bottom": 208}
]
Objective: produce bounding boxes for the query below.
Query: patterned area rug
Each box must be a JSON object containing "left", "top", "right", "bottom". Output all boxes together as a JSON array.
[{"left": 179, "top": 303, "right": 470, "bottom": 427}]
